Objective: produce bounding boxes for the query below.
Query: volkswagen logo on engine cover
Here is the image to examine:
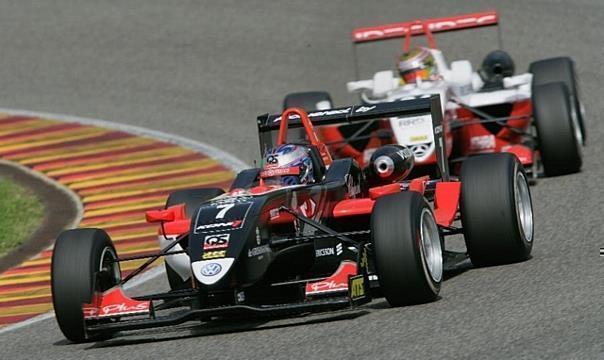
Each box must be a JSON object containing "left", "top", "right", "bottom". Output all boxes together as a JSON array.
[{"left": 201, "top": 263, "right": 222, "bottom": 276}]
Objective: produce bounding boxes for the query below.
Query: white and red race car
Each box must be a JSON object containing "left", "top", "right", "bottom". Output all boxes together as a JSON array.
[{"left": 285, "top": 11, "right": 586, "bottom": 178}]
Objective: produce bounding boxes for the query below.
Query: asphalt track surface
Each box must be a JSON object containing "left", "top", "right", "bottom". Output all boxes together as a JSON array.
[{"left": 0, "top": 0, "right": 602, "bottom": 359}]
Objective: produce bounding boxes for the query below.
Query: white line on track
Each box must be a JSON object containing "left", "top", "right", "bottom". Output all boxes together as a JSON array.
[{"left": 0, "top": 108, "right": 248, "bottom": 334}]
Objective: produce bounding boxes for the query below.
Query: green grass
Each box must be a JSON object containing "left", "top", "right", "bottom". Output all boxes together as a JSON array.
[{"left": 0, "top": 176, "right": 44, "bottom": 257}]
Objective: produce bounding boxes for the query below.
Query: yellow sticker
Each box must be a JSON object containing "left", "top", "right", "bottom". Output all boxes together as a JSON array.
[
  {"left": 409, "top": 135, "right": 428, "bottom": 142},
  {"left": 202, "top": 250, "right": 226, "bottom": 260},
  {"left": 350, "top": 277, "right": 365, "bottom": 299}
]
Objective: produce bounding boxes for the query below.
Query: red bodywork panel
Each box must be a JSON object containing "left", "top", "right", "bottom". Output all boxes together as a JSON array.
[
  {"left": 454, "top": 99, "right": 533, "bottom": 164},
  {"left": 502, "top": 144, "right": 533, "bottom": 165},
  {"left": 368, "top": 183, "right": 401, "bottom": 199},
  {"left": 408, "top": 176, "right": 430, "bottom": 194},
  {"left": 146, "top": 204, "right": 191, "bottom": 235},
  {"left": 333, "top": 198, "right": 375, "bottom": 218},
  {"left": 334, "top": 180, "right": 460, "bottom": 227},
  {"left": 83, "top": 286, "right": 151, "bottom": 319},
  {"left": 352, "top": 11, "right": 498, "bottom": 44},
  {"left": 305, "top": 261, "right": 357, "bottom": 296},
  {"left": 433, "top": 182, "right": 461, "bottom": 226},
  {"left": 145, "top": 204, "right": 185, "bottom": 223}
]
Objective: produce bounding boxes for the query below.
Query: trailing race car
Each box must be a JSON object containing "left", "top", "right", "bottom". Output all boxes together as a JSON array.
[
  {"left": 51, "top": 97, "right": 534, "bottom": 343},
  {"left": 284, "top": 10, "right": 585, "bottom": 177}
]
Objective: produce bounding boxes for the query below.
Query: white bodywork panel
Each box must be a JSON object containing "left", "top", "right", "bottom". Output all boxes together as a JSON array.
[
  {"left": 159, "top": 235, "right": 192, "bottom": 281},
  {"left": 346, "top": 52, "right": 533, "bottom": 162},
  {"left": 191, "top": 258, "right": 235, "bottom": 285}
]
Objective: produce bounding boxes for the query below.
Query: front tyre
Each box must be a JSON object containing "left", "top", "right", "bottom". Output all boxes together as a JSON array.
[
  {"left": 371, "top": 192, "right": 442, "bottom": 306},
  {"left": 461, "top": 153, "right": 534, "bottom": 267},
  {"left": 51, "top": 228, "right": 121, "bottom": 343}
]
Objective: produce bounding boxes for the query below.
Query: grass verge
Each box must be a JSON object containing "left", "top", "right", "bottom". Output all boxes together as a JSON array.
[{"left": 0, "top": 176, "right": 44, "bottom": 257}]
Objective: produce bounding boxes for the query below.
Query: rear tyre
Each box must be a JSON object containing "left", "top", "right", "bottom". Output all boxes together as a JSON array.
[
  {"left": 371, "top": 192, "right": 442, "bottom": 306},
  {"left": 529, "top": 57, "right": 585, "bottom": 144},
  {"left": 532, "top": 82, "right": 582, "bottom": 176},
  {"left": 460, "top": 153, "right": 534, "bottom": 267},
  {"left": 164, "top": 188, "right": 225, "bottom": 291},
  {"left": 51, "top": 228, "right": 121, "bottom": 343}
]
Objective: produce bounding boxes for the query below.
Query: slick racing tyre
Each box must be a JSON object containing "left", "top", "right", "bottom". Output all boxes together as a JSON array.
[
  {"left": 164, "top": 188, "right": 225, "bottom": 291},
  {"left": 460, "top": 153, "right": 534, "bottom": 267},
  {"left": 283, "top": 91, "right": 333, "bottom": 111},
  {"left": 529, "top": 57, "right": 586, "bottom": 144},
  {"left": 51, "top": 228, "right": 121, "bottom": 343},
  {"left": 371, "top": 192, "right": 442, "bottom": 306},
  {"left": 532, "top": 82, "right": 582, "bottom": 176}
]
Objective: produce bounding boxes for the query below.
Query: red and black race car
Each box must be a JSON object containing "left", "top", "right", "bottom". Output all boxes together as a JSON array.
[
  {"left": 51, "top": 96, "right": 534, "bottom": 343},
  {"left": 284, "top": 10, "right": 585, "bottom": 178}
]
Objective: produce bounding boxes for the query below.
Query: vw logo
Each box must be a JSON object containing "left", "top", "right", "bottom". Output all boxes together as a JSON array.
[{"left": 200, "top": 263, "right": 222, "bottom": 276}]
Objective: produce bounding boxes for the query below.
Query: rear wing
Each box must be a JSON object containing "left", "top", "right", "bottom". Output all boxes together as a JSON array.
[
  {"left": 352, "top": 10, "right": 498, "bottom": 43},
  {"left": 256, "top": 95, "right": 450, "bottom": 180},
  {"left": 349, "top": 10, "right": 501, "bottom": 80}
]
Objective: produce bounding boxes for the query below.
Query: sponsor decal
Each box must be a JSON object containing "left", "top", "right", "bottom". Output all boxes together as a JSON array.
[
  {"left": 315, "top": 243, "right": 343, "bottom": 257},
  {"left": 84, "top": 303, "right": 150, "bottom": 318},
  {"left": 203, "top": 233, "right": 230, "bottom": 250},
  {"left": 273, "top": 108, "right": 352, "bottom": 122},
  {"left": 354, "top": 105, "right": 376, "bottom": 113},
  {"left": 309, "top": 280, "right": 348, "bottom": 293},
  {"left": 83, "top": 287, "right": 151, "bottom": 319},
  {"left": 299, "top": 198, "right": 317, "bottom": 218},
  {"left": 265, "top": 154, "right": 279, "bottom": 165},
  {"left": 470, "top": 134, "right": 496, "bottom": 150},
  {"left": 248, "top": 244, "right": 271, "bottom": 258},
  {"left": 349, "top": 275, "right": 365, "bottom": 300},
  {"left": 305, "top": 261, "right": 357, "bottom": 296},
  {"left": 260, "top": 167, "right": 300, "bottom": 178},
  {"left": 410, "top": 135, "right": 428, "bottom": 142},
  {"left": 397, "top": 147, "right": 414, "bottom": 160},
  {"left": 195, "top": 220, "right": 243, "bottom": 231},
  {"left": 202, "top": 250, "right": 226, "bottom": 260},
  {"left": 396, "top": 116, "right": 427, "bottom": 127},
  {"left": 434, "top": 125, "right": 443, "bottom": 134},
  {"left": 99, "top": 303, "right": 150, "bottom": 317},
  {"left": 316, "top": 247, "right": 335, "bottom": 257},
  {"left": 200, "top": 262, "right": 222, "bottom": 276},
  {"left": 345, "top": 174, "right": 361, "bottom": 197},
  {"left": 359, "top": 247, "right": 369, "bottom": 271},
  {"left": 269, "top": 208, "right": 280, "bottom": 220},
  {"left": 214, "top": 195, "right": 253, "bottom": 203},
  {"left": 255, "top": 226, "right": 261, "bottom": 245}
]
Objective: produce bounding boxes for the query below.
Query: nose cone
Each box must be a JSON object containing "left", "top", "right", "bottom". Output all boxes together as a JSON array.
[{"left": 191, "top": 258, "right": 235, "bottom": 285}]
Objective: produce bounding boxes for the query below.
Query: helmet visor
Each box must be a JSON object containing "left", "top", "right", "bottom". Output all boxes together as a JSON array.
[{"left": 260, "top": 167, "right": 301, "bottom": 186}]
